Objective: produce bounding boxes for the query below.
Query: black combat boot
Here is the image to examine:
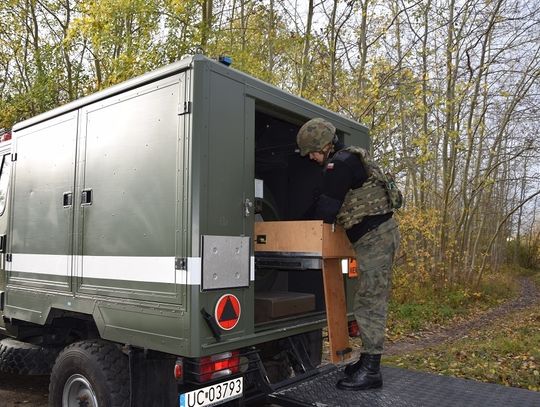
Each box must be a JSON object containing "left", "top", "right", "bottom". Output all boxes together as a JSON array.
[
  {"left": 336, "top": 354, "right": 382, "bottom": 391},
  {"left": 343, "top": 353, "right": 366, "bottom": 376}
]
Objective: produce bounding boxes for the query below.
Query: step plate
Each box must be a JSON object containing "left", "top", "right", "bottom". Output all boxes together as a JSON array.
[{"left": 274, "top": 365, "right": 540, "bottom": 407}]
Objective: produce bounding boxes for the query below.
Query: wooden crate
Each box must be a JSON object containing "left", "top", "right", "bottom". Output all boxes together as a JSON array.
[{"left": 254, "top": 220, "right": 354, "bottom": 258}]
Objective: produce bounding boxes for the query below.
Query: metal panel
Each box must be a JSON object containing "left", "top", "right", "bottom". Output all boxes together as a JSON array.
[
  {"left": 76, "top": 74, "right": 184, "bottom": 302},
  {"left": 205, "top": 71, "right": 246, "bottom": 237},
  {"left": 202, "top": 235, "right": 250, "bottom": 290},
  {"left": 0, "top": 145, "right": 11, "bottom": 330},
  {"left": 9, "top": 113, "right": 77, "bottom": 291}
]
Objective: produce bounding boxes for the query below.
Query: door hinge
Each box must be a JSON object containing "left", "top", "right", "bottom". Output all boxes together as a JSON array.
[
  {"left": 178, "top": 101, "right": 191, "bottom": 116},
  {"left": 10, "top": 153, "right": 17, "bottom": 162},
  {"left": 175, "top": 257, "right": 187, "bottom": 270},
  {"left": 6, "top": 253, "right": 12, "bottom": 262}
]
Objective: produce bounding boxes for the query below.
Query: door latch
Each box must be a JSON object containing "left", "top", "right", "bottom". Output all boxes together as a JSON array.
[
  {"left": 81, "top": 189, "right": 93, "bottom": 206},
  {"left": 63, "top": 192, "right": 73, "bottom": 207},
  {"left": 244, "top": 198, "right": 253, "bottom": 217}
]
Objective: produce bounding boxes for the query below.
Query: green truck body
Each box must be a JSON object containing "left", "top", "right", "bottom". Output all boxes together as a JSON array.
[{"left": 0, "top": 55, "right": 370, "bottom": 406}]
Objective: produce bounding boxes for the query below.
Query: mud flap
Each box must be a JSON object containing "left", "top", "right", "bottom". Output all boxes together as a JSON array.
[{"left": 129, "top": 348, "right": 177, "bottom": 407}]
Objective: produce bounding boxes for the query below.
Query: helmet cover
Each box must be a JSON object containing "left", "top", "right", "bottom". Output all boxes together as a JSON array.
[{"left": 296, "top": 118, "right": 336, "bottom": 156}]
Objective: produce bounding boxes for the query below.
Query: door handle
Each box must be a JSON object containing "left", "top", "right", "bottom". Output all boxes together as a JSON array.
[
  {"left": 63, "top": 192, "right": 73, "bottom": 207},
  {"left": 81, "top": 189, "right": 93, "bottom": 206}
]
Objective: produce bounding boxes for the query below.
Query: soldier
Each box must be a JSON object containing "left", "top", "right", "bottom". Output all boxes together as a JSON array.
[{"left": 297, "top": 117, "right": 401, "bottom": 391}]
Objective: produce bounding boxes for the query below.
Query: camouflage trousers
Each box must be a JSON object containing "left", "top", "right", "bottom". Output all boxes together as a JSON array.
[{"left": 352, "top": 217, "right": 400, "bottom": 354}]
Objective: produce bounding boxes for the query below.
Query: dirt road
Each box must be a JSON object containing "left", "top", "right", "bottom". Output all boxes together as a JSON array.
[{"left": 0, "top": 372, "right": 48, "bottom": 406}]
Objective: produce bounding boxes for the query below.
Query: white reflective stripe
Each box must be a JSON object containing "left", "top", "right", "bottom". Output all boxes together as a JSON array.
[
  {"left": 10, "top": 253, "right": 70, "bottom": 276},
  {"left": 9, "top": 253, "right": 197, "bottom": 284},
  {"left": 250, "top": 256, "right": 255, "bottom": 281},
  {"left": 82, "top": 256, "right": 176, "bottom": 283},
  {"left": 341, "top": 258, "right": 348, "bottom": 274},
  {"left": 10, "top": 254, "right": 205, "bottom": 286},
  {"left": 183, "top": 257, "right": 201, "bottom": 285}
]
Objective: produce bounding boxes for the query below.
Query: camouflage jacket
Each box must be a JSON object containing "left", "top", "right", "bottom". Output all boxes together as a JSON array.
[{"left": 335, "top": 147, "right": 393, "bottom": 230}]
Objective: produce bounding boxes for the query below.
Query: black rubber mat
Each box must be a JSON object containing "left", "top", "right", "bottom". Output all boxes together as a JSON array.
[{"left": 274, "top": 365, "right": 540, "bottom": 407}]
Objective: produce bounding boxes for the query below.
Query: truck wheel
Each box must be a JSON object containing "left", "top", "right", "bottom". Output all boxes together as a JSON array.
[
  {"left": 0, "top": 338, "right": 59, "bottom": 375},
  {"left": 49, "top": 340, "right": 130, "bottom": 407}
]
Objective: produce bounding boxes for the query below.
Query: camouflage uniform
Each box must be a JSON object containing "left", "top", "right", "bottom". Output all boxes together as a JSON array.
[
  {"left": 297, "top": 117, "right": 400, "bottom": 355},
  {"left": 353, "top": 217, "right": 400, "bottom": 354}
]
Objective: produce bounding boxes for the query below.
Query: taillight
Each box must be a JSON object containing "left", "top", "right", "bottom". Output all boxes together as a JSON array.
[
  {"left": 174, "top": 359, "right": 183, "bottom": 380},
  {"left": 341, "top": 258, "right": 358, "bottom": 277},
  {"left": 196, "top": 351, "right": 240, "bottom": 382},
  {"left": 348, "top": 320, "right": 360, "bottom": 337},
  {"left": 348, "top": 258, "right": 358, "bottom": 278}
]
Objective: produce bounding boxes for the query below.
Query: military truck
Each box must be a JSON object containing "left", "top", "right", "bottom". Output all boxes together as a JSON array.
[{"left": 0, "top": 55, "right": 369, "bottom": 407}]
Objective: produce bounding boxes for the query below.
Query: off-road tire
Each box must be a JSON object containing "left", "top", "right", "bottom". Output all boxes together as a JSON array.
[
  {"left": 49, "top": 340, "right": 130, "bottom": 407},
  {"left": 0, "top": 338, "right": 60, "bottom": 375}
]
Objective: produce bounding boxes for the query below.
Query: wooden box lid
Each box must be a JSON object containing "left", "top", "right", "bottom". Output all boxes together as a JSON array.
[{"left": 254, "top": 220, "right": 354, "bottom": 258}]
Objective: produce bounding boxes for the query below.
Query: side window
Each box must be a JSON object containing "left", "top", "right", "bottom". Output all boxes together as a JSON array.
[{"left": 0, "top": 154, "right": 11, "bottom": 216}]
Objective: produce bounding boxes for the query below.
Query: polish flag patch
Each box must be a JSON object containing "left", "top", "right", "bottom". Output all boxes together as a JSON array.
[{"left": 326, "top": 163, "right": 335, "bottom": 170}]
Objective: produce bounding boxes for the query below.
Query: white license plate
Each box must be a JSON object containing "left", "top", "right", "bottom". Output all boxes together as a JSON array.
[{"left": 179, "top": 377, "right": 243, "bottom": 407}]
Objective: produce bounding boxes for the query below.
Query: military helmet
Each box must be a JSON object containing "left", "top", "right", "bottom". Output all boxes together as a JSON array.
[{"left": 296, "top": 118, "right": 336, "bottom": 156}]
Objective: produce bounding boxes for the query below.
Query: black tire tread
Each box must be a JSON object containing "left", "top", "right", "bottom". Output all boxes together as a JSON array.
[
  {"left": 0, "top": 338, "right": 59, "bottom": 375},
  {"left": 49, "top": 339, "right": 130, "bottom": 407}
]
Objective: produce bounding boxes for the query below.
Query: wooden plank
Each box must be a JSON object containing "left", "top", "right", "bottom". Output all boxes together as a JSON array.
[
  {"left": 322, "top": 224, "right": 355, "bottom": 258},
  {"left": 322, "top": 258, "right": 351, "bottom": 363},
  {"left": 254, "top": 220, "right": 323, "bottom": 253},
  {"left": 254, "top": 220, "right": 354, "bottom": 258}
]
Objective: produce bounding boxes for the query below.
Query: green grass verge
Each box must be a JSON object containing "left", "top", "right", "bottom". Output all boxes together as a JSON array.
[
  {"left": 386, "top": 270, "right": 518, "bottom": 341},
  {"left": 384, "top": 304, "right": 540, "bottom": 391},
  {"left": 381, "top": 265, "right": 540, "bottom": 391}
]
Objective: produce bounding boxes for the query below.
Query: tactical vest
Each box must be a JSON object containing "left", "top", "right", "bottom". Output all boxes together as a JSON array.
[{"left": 335, "top": 147, "right": 403, "bottom": 230}]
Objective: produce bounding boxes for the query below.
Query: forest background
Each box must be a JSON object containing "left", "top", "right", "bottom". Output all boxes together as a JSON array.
[{"left": 0, "top": 0, "right": 539, "bottom": 296}]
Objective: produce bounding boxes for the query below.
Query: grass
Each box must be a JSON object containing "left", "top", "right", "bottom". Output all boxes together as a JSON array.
[
  {"left": 511, "top": 264, "right": 540, "bottom": 286},
  {"left": 380, "top": 265, "right": 540, "bottom": 391},
  {"left": 385, "top": 270, "right": 518, "bottom": 341},
  {"left": 384, "top": 304, "right": 540, "bottom": 391}
]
